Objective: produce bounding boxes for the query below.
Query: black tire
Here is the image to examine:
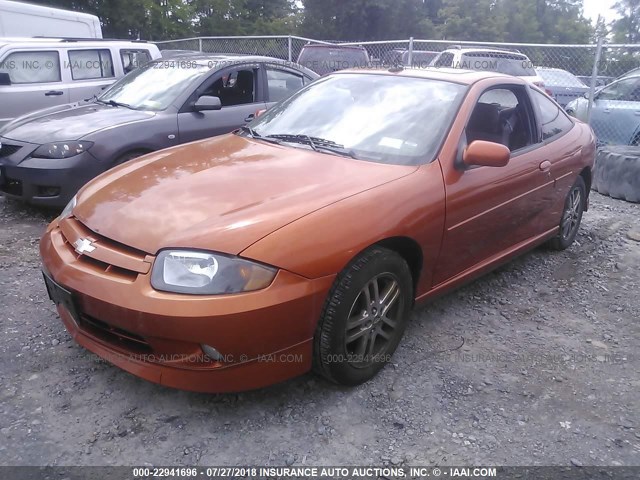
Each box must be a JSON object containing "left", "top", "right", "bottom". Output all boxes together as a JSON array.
[
  {"left": 313, "top": 247, "right": 413, "bottom": 386},
  {"left": 548, "top": 176, "right": 586, "bottom": 251},
  {"left": 592, "top": 147, "right": 640, "bottom": 203}
]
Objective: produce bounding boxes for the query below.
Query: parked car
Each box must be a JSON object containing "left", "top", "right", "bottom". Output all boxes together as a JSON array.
[
  {"left": 430, "top": 47, "right": 546, "bottom": 89},
  {"left": 535, "top": 67, "right": 589, "bottom": 107},
  {"left": 40, "top": 67, "right": 595, "bottom": 393},
  {"left": 0, "top": 54, "right": 318, "bottom": 207},
  {"left": 0, "top": 37, "right": 160, "bottom": 127},
  {"left": 297, "top": 44, "right": 370, "bottom": 75},
  {"left": 382, "top": 48, "right": 438, "bottom": 68},
  {"left": 577, "top": 75, "right": 614, "bottom": 88},
  {"left": 0, "top": 0, "right": 102, "bottom": 38},
  {"left": 566, "top": 73, "right": 640, "bottom": 146},
  {"left": 617, "top": 67, "right": 640, "bottom": 80}
]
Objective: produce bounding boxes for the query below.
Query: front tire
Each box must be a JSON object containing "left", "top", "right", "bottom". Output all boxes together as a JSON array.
[
  {"left": 548, "top": 176, "right": 586, "bottom": 250},
  {"left": 313, "top": 247, "right": 413, "bottom": 386}
]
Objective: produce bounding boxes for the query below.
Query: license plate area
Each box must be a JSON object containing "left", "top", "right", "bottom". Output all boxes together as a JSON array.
[{"left": 43, "top": 271, "right": 80, "bottom": 323}]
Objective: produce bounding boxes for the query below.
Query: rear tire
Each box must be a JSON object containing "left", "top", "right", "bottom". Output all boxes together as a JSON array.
[
  {"left": 313, "top": 247, "right": 413, "bottom": 386},
  {"left": 548, "top": 176, "right": 586, "bottom": 251}
]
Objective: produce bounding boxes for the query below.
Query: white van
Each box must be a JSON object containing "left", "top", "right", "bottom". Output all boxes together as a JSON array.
[
  {"left": 0, "top": 0, "right": 102, "bottom": 39},
  {"left": 0, "top": 38, "right": 161, "bottom": 127}
]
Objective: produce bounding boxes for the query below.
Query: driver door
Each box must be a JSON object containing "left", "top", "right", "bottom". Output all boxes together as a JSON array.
[
  {"left": 177, "top": 63, "right": 267, "bottom": 143},
  {"left": 433, "top": 84, "right": 556, "bottom": 285}
]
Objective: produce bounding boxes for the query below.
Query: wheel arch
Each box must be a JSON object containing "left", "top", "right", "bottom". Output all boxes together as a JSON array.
[
  {"left": 374, "top": 236, "right": 423, "bottom": 298},
  {"left": 579, "top": 166, "right": 592, "bottom": 210}
]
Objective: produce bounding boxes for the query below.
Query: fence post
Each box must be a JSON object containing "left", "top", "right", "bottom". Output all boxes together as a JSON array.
[
  {"left": 587, "top": 35, "right": 604, "bottom": 123},
  {"left": 288, "top": 35, "right": 293, "bottom": 62},
  {"left": 408, "top": 37, "right": 414, "bottom": 66},
  {"left": 198, "top": 38, "right": 203, "bottom": 52}
]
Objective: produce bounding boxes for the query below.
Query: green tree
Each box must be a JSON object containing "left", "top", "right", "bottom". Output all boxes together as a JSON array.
[{"left": 611, "top": 0, "right": 640, "bottom": 43}]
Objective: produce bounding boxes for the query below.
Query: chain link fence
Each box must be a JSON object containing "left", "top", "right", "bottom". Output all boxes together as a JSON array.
[{"left": 155, "top": 36, "right": 640, "bottom": 148}]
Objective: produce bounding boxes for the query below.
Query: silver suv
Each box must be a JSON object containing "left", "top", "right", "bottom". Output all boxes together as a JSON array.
[{"left": 0, "top": 37, "right": 160, "bottom": 127}]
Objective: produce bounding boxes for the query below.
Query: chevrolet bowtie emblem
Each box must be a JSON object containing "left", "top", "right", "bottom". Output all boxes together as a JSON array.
[{"left": 73, "top": 238, "right": 96, "bottom": 254}]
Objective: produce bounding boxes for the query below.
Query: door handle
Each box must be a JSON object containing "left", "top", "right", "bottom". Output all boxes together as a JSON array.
[
  {"left": 603, "top": 108, "right": 611, "bottom": 114},
  {"left": 244, "top": 114, "right": 255, "bottom": 122},
  {"left": 539, "top": 160, "right": 552, "bottom": 172},
  {"left": 45, "top": 90, "right": 64, "bottom": 96}
]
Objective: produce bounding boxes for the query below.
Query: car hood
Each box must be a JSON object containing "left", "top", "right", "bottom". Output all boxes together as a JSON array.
[
  {"left": 73, "top": 134, "right": 417, "bottom": 256},
  {"left": 0, "top": 103, "right": 154, "bottom": 144}
]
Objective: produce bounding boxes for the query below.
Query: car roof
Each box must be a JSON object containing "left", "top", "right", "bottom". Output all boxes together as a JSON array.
[
  {"left": 0, "top": 37, "right": 150, "bottom": 47},
  {"left": 446, "top": 47, "right": 528, "bottom": 57},
  {"left": 302, "top": 44, "right": 366, "bottom": 51},
  {"left": 334, "top": 66, "right": 515, "bottom": 85},
  {"left": 151, "top": 53, "right": 319, "bottom": 76}
]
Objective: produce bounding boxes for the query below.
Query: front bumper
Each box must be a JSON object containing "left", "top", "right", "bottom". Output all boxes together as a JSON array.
[
  {"left": 0, "top": 141, "right": 102, "bottom": 208},
  {"left": 40, "top": 219, "right": 335, "bottom": 392}
]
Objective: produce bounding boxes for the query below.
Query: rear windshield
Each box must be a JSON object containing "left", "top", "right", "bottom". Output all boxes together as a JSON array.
[
  {"left": 298, "top": 47, "right": 370, "bottom": 75},
  {"left": 537, "top": 69, "right": 586, "bottom": 87},
  {"left": 459, "top": 52, "right": 536, "bottom": 76}
]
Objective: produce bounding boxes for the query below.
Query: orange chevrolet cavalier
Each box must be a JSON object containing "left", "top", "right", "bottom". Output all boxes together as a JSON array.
[{"left": 40, "top": 67, "right": 596, "bottom": 392}]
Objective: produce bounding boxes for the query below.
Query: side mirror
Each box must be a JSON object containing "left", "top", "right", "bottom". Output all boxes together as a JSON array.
[
  {"left": 463, "top": 140, "right": 510, "bottom": 168},
  {"left": 0, "top": 72, "right": 11, "bottom": 86},
  {"left": 194, "top": 95, "right": 222, "bottom": 112}
]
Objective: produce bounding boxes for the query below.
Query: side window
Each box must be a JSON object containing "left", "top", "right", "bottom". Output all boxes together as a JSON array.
[
  {"left": 121, "top": 49, "right": 152, "bottom": 74},
  {"left": 266, "top": 68, "right": 304, "bottom": 102},
  {"left": 434, "top": 52, "right": 454, "bottom": 68},
  {"left": 68, "top": 49, "right": 114, "bottom": 80},
  {"left": 531, "top": 89, "right": 574, "bottom": 141},
  {"left": 597, "top": 78, "right": 640, "bottom": 102},
  {"left": 201, "top": 68, "right": 256, "bottom": 107},
  {"left": 466, "top": 87, "right": 533, "bottom": 152},
  {"left": 0, "top": 50, "right": 61, "bottom": 84}
]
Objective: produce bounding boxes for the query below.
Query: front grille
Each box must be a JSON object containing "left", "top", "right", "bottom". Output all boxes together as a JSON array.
[
  {"left": 80, "top": 313, "right": 152, "bottom": 354},
  {"left": 0, "top": 143, "right": 21, "bottom": 158},
  {"left": 57, "top": 217, "right": 150, "bottom": 281}
]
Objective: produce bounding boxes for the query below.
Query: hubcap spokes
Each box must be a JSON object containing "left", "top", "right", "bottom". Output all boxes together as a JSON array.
[
  {"left": 345, "top": 274, "right": 401, "bottom": 365},
  {"left": 561, "top": 188, "right": 581, "bottom": 240}
]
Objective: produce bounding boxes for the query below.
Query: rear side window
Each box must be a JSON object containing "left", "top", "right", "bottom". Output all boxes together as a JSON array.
[
  {"left": 267, "top": 68, "right": 305, "bottom": 102},
  {"left": 531, "top": 89, "right": 574, "bottom": 140},
  {"left": 121, "top": 49, "right": 152, "bottom": 74},
  {"left": 0, "top": 50, "right": 61, "bottom": 84},
  {"left": 68, "top": 49, "right": 114, "bottom": 80}
]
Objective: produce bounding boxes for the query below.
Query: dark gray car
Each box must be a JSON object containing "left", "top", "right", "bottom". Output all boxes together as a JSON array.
[{"left": 0, "top": 54, "right": 318, "bottom": 207}]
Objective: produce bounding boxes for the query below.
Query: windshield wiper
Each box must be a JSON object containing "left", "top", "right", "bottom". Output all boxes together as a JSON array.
[
  {"left": 96, "top": 98, "right": 137, "bottom": 110},
  {"left": 266, "top": 134, "right": 357, "bottom": 159},
  {"left": 237, "top": 126, "right": 283, "bottom": 145}
]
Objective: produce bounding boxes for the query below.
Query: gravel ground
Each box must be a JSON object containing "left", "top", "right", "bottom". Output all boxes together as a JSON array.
[{"left": 0, "top": 192, "right": 638, "bottom": 467}]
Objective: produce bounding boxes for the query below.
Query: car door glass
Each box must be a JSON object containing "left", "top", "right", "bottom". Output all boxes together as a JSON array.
[
  {"left": 68, "top": 49, "right": 114, "bottom": 80},
  {"left": 266, "top": 68, "right": 304, "bottom": 102},
  {"left": 203, "top": 68, "right": 256, "bottom": 107},
  {"left": 466, "top": 88, "right": 532, "bottom": 151},
  {"left": 597, "top": 78, "right": 639, "bottom": 101},
  {"left": 121, "top": 50, "right": 152, "bottom": 74},
  {"left": 434, "top": 52, "right": 454, "bottom": 68},
  {"left": 0, "top": 50, "right": 61, "bottom": 83},
  {"left": 531, "top": 89, "right": 574, "bottom": 140}
]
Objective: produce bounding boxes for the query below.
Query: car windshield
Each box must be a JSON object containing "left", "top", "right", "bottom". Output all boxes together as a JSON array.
[
  {"left": 459, "top": 52, "right": 536, "bottom": 76},
  {"left": 298, "top": 47, "right": 369, "bottom": 75},
  {"left": 249, "top": 73, "right": 467, "bottom": 166},
  {"left": 538, "top": 69, "right": 586, "bottom": 87},
  {"left": 98, "top": 60, "right": 211, "bottom": 111}
]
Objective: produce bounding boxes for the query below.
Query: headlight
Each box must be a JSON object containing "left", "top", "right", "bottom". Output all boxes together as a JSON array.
[
  {"left": 151, "top": 250, "right": 277, "bottom": 295},
  {"left": 59, "top": 195, "right": 77, "bottom": 219},
  {"left": 32, "top": 141, "right": 94, "bottom": 159}
]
